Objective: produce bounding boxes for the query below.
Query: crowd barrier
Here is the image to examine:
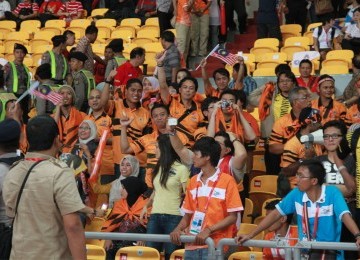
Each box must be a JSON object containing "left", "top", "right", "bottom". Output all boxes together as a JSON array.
[{"left": 85, "top": 232, "right": 360, "bottom": 260}]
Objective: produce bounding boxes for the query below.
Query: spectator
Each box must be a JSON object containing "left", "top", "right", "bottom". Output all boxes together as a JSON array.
[
  {"left": 296, "top": 59, "right": 318, "bottom": 93},
  {"left": 190, "top": 0, "right": 210, "bottom": 58},
  {"left": 159, "top": 30, "right": 180, "bottom": 84},
  {"left": 225, "top": 0, "right": 248, "bottom": 34},
  {"left": 5, "top": 0, "right": 39, "bottom": 30},
  {"left": 257, "top": 0, "right": 282, "bottom": 41},
  {"left": 58, "top": 0, "right": 84, "bottom": 26},
  {"left": 344, "top": 0, "right": 360, "bottom": 27},
  {"left": 342, "top": 7, "right": 360, "bottom": 55},
  {"left": 53, "top": 85, "right": 86, "bottom": 153},
  {"left": 134, "top": 0, "right": 156, "bottom": 24},
  {"left": 69, "top": 51, "right": 96, "bottom": 112},
  {"left": 201, "top": 60, "right": 231, "bottom": 98},
  {"left": 313, "top": 15, "right": 341, "bottom": 61},
  {"left": 236, "top": 159, "right": 360, "bottom": 259},
  {"left": 156, "top": 0, "right": 173, "bottom": 34},
  {"left": 38, "top": 0, "right": 62, "bottom": 27},
  {"left": 63, "top": 30, "right": 76, "bottom": 60},
  {"left": 105, "top": 39, "right": 126, "bottom": 79},
  {"left": 345, "top": 81, "right": 360, "bottom": 126},
  {"left": 170, "top": 137, "right": 242, "bottom": 259},
  {"left": 113, "top": 47, "right": 145, "bottom": 97},
  {"left": 141, "top": 76, "right": 160, "bottom": 109},
  {"left": 284, "top": 0, "right": 307, "bottom": 33},
  {"left": 4, "top": 44, "right": 31, "bottom": 123},
  {"left": 311, "top": 74, "right": 346, "bottom": 125},
  {"left": 0, "top": 119, "right": 22, "bottom": 240},
  {"left": 103, "top": 176, "right": 148, "bottom": 260},
  {"left": 104, "top": 0, "right": 135, "bottom": 21},
  {"left": 94, "top": 45, "right": 114, "bottom": 84},
  {"left": 76, "top": 25, "right": 105, "bottom": 74},
  {"left": 140, "top": 134, "right": 189, "bottom": 260},
  {"left": 228, "top": 60, "right": 257, "bottom": 96},
  {"left": 0, "top": 0, "right": 11, "bottom": 20},
  {"left": 108, "top": 155, "right": 140, "bottom": 208},
  {"left": 3, "top": 115, "right": 86, "bottom": 259},
  {"left": 41, "top": 35, "right": 70, "bottom": 84},
  {"left": 341, "top": 54, "right": 360, "bottom": 107},
  {"left": 208, "top": 0, "right": 221, "bottom": 49}
]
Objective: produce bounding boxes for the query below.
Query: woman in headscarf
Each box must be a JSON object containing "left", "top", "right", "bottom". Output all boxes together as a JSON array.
[
  {"left": 108, "top": 155, "right": 140, "bottom": 208},
  {"left": 141, "top": 76, "right": 160, "bottom": 109},
  {"left": 102, "top": 176, "right": 149, "bottom": 260}
]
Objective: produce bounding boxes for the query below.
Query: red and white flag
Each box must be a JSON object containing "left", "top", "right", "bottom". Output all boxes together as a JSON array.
[
  {"left": 32, "top": 85, "right": 63, "bottom": 105},
  {"left": 211, "top": 47, "right": 238, "bottom": 66}
]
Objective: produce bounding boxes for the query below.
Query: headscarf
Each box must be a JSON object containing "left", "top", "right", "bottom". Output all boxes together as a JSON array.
[
  {"left": 109, "top": 155, "right": 140, "bottom": 207},
  {"left": 120, "top": 176, "right": 147, "bottom": 207},
  {"left": 78, "top": 120, "right": 97, "bottom": 144},
  {"left": 142, "top": 76, "right": 160, "bottom": 91}
]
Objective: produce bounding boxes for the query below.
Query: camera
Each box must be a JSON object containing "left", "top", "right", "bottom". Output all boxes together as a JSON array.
[
  {"left": 221, "top": 100, "right": 231, "bottom": 108},
  {"left": 168, "top": 117, "right": 178, "bottom": 126}
]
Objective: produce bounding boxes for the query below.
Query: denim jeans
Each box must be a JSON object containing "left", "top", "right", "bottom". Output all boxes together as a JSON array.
[
  {"left": 184, "top": 248, "right": 208, "bottom": 260},
  {"left": 146, "top": 214, "right": 182, "bottom": 260}
]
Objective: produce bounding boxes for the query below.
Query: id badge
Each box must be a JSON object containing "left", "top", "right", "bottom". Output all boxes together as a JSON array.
[{"left": 189, "top": 211, "right": 205, "bottom": 235}]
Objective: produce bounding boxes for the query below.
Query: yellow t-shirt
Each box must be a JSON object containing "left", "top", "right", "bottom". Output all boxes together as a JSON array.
[
  {"left": 273, "top": 93, "right": 291, "bottom": 121},
  {"left": 151, "top": 161, "right": 190, "bottom": 215}
]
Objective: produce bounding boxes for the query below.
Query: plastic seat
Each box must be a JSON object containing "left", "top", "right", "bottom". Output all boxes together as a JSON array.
[
  {"left": 303, "top": 31, "right": 314, "bottom": 47},
  {"left": 0, "top": 20, "right": 16, "bottom": 31},
  {"left": 34, "top": 30, "right": 56, "bottom": 42},
  {"left": 170, "top": 249, "right": 185, "bottom": 260},
  {"left": 257, "top": 61, "right": 283, "bottom": 70},
  {"left": 32, "top": 53, "right": 43, "bottom": 67},
  {"left": 280, "top": 24, "right": 302, "bottom": 36},
  {"left": 250, "top": 46, "right": 278, "bottom": 62},
  {"left": 306, "top": 22, "right": 322, "bottom": 32},
  {"left": 92, "top": 43, "right": 107, "bottom": 55},
  {"left": 228, "top": 251, "right": 264, "bottom": 260},
  {"left": 320, "top": 65, "right": 348, "bottom": 74},
  {"left": 284, "top": 36, "right": 310, "bottom": 50},
  {"left": 41, "top": 27, "right": 62, "bottom": 35},
  {"left": 237, "top": 224, "right": 265, "bottom": 251},
  {"left": 0, "top": 28, "right": 11, "bottom": 36},
  {"left": 143, "top": 42, "right": 162, "bottom": 52},
  {"left": 259, "top": 52, "right": 287, "bottom": 63},
  {"left": 111, "top": 28, "right": 135, "bottom": 42},
  {"left": 140, "top": 24, "right": 160, "bottom": 31},
  {"left": 252, "top": 68, "right": 276, "bottom": 77},
  {"left": 243, "top": 198, "right": 254, "bottom": 224},
  {"left": 85, "top": 217, "right": 106, "bottom": 247},
  {"left": 95, "top": 18, "right": 117, "bottom": 30},
  {"left": 20, "top": 20, "right": 41, "bottom": 34},
  {"left": 44, "top": 19, "right": 66, "bottom": 30},
  {"left": 95, "top": 27, "right": 111, "bottom": 43},
  {"left": 261, "top": 198, "right": 282, "bottom": 216},
  {"left": 120, "top": 18, "right": 142, "bottom": 27},
  {"left": 0, "top": 45, "right": 5, "bottom": 56},
  {"left": 249, "top": 192, "right": 278, "bottom": 220},
  {"left": 144, "top": 51, "right": 157, "bottom": 74},
  {"left": 145, "top": 17, "right": 159, "bottom": 26},
  {"left": 67, "top": 27, "right": 85, "bottom": 41},
  {"left": 254, "top": 38, "right": 279, "bottom": 50},
  {"left": 5, "top": 31, "right": 30, "bottom": 43},
  {"left": 280, "top": 45, "right": 307, "bottom": 61},
  {"left": 132, "top": 37, "right": 156, "bottom": 47},
  {"left": 253, "top": 215, "right": 266, "bottom": 225},
  {"left": 4, "top": 40, "right": 27, "bottom": 53},
  {"left": 252, "top": 154, "right": 266, "bottom": 172},
  {"left": 91, "top": 8, "right": 109, "bottom": 17},
  {"left": 23, "top": 56, "right": 33, "bottom": 67},
  {"left": 250, "top": 175, "right": 278, "bottom": 194},
  {"left": 137, "top": 28, "right": 160, "bottom": 39},
  {"left": 123, "top": 43, "right": 138, "bottom": 53},
  {"left": 326, "top": 49, "right": 354, "bottom": 67},
  {"left": 115, "top": 246, "right": 160, "bottom": 260},
  {"left": 31, "top": 44, "right": 52, "bottom": 54},
  {"left": 86, "top": 244, "right": 106, "bottom": 260},
  {"left": 239, "top": 53, "right": 255, "bottom": 72},
  {"left": 322, "top": 59, "right": 349, "bottom": 68},
  {"left": 70, "top": 18, "right": 91, "bottom": 28}
]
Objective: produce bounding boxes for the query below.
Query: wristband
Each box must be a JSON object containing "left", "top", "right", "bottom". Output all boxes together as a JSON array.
[
  {"left": 354, "top": 232, "right": 360, "bottom": 239},
  {"left": 338, "top": 165, "right": 346, "bottom": 172},
  {"left": 232, "top": 139, "right": 240, "bottom": 143},
  {"left": 105, "top": 80, "right": 112, "bottom": 84}
]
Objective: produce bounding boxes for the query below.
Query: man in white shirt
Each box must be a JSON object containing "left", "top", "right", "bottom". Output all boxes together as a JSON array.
[{"left": 0, "top": 0, "right": 10, "bottom": 20}]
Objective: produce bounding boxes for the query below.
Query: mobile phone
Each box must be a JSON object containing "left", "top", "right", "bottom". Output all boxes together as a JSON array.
[
  {"left": 168, "top": 117, "right": 178, "bottom": 126},
  {"left": 101, "top": 204, "right": 108, "bottom": 210}
]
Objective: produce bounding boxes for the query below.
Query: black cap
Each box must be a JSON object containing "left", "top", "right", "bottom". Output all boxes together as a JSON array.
[
  {"left": 51, "top": 35, "right": 66, "bottom": 47},
  {"left": 0, "top": 119, "right": 21, "bottom": 143},
  {"left": 108, "top": 38, "right": 124, "bottom": 52},
  {"left": 14, "top": 43, "right": 28, "bottom": 55},
  {"left": 299, "top": 107, "right": 321, "bottom": 125},
  {"left": 69, "top": 51, "right": 88, "bottom": 62}
]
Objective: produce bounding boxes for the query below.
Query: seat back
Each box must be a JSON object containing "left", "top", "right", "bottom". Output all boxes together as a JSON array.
[
  {"left": 228, "top": 251, "right": 264, "bottom": 260},
  {"left": 252, "top": 68, "right": 276, "bottom": 77},
  {"left": 121, "top": 18, "right": 142, "bottom": 27},
  {"left": 86, "top": 244, "right": 106, "bottom": 260},
  {"left": 85, "top": 217, "right": 106, "bottom": 247},
  {"left": 115, "top": 246, "right": 161, "bottom": 260},
  {"left": 250, "top": 175, "right": 278, "bottom": 193},
  {"left": 242, "top": 198, "right": 254, "bottom": 224},
  {"left": 170, "top": 249, "right": 185, "bottom": 260},
  {"left": 96, "top": 18, "right": 116, "bottom": 29},
  {"left": 254, "top": 38, "right": 279, "bottom": 49},
  {"left": 284, "top": 36, "right": 310, "bottom": 50},
  {"left": 280, "top": 45, "right": 307, "bottom": 61},
  {"left": 91, "top": 8, "right": 109, "bottom": 17},
  {"left": 70, "top": 19, "right": 91, "bottom": 28}
]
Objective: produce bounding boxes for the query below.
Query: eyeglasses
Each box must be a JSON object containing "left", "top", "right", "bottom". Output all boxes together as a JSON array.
[
  {"left": 79, "top": 126, "right": 91, "bottom": 131},
  {"left": 295, "top": 95, "right": 311, "bottom": 101},
  {"left": 295, "top": 173, "right": 312, "bottom": 179},
  {"left": 323, "top": 134, "right": 342, "bottom": 140}
]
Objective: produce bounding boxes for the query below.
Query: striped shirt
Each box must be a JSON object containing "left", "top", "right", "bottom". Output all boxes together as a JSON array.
[
  {"left": 59, "top": 1, "right": 83, "bottom": 15},
  {"left": 13, "top": 2, "right": 39, "bottom": 14}
]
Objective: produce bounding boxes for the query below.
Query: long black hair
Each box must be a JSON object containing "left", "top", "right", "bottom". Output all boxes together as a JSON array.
[{"left": 152, "top": 134, "right": 181, "bottom": 189}]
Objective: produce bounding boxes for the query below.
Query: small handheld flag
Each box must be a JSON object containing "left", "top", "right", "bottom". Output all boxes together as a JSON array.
[{"left": 32, "top": 85, "right": 63, "bottom": 105}]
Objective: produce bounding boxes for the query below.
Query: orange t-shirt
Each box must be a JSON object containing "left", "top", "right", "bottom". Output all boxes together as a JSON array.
[
  {"left": 311, "top": 99, "right": 346, "bottom": 125},
  {"left": 345, "top": 104, "right": 360, "bottom": 127},
  {"left": 263, "top": 226, "right": 298, "bottom": 259},
  {"left": 269, "top": 112, "right": 299, "bottom": 146}
]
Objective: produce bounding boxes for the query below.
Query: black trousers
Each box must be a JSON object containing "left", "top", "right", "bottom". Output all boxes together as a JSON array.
[
  {"left": 225, "top": 0, "right": 247, "bottom": 33},
  {"left": 264, "top": 144, "right": 281, "bottom": 175},
  {"left": 257, "top": 23, "right": 282, "bottom": 42},
  {"left": 286, "top": 4, "right": 307, "bottom": 34},
  {"left": 157, "top": 9, "right": 173, "bottom": 34}
]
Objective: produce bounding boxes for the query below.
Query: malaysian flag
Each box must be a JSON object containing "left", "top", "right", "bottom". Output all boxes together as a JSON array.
[
  {"left": 211, "top": 47, "right": 238, "bottom": 66},
  {"left": 32, "top": 85, "right": 63, "bottom": 105}
]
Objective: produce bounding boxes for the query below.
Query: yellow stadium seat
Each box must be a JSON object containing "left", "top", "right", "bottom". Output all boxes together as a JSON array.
[
  {"left": 250, "top": 175, "right": 278, "bottom": 194},
  {"left": 320, "top": 65, "right": 348, "bottom": 74},
  {"left": 243, "top": 198, "right": 254, "bottom": 224},
  {"left": 40, "top": 27, "right": 63, "bottom": 35},
  {"left": 140, "top": 24, "right": 160, "bottom": 31},
  {"left": 67, "top": 27, "right": 85, "bottom": 41},
  {"left": 132, "top": 37, "right": 156, "bottom": 47},
  {"left": 0, "top": 21, "right": 16, "bottom": 31},
  {"left": 45, "top": 19, "right": 66, "bottom": 30},
  {"left": 250, "top": 46, "right": 278, "bottom": 62},
  {"left": 307, "top": 22, "right": 322, "bottom": 32},
  {"left": 282, "top": 32, "right": 299, "bottom": 42},
  {"left": 123, "top": 51, "right": 130, "bottom": 59},
  {"left": 121, "top": 18, "right": 142, "bottom": 27},
  {"left": 303, "top": 31, "right": 314, "bottom": 47},
  {"left": 322, "top": 59, "right": 349, "bottom": 68},
  {"left": 23, "top": 57, "right": 33, "bottom": 67},
  {"left": 143, "top": 42, "right": 162, "bottom": 52},
  {"left": 253, "top": 215, "right": 266, "bottom": 225},
  {"left": 91, "top": 8, "right": 109, "bottom": 17},
  {"left": 170, "top": 249, "right": 185, "bottom": 260},
  {"left": 257, "top": 61, "right": 284, "bottom": 70},
  {"left": 6, "top": 31, "right": 30, "bottom": 42},
  {"left": 34, "top": 30, "right": 56, "bottom": 42},
  {"left": 145, "top": 17, "right": 159, "bottom": 26},
  {"left": 239, "top": 53, "right": 255, "bottom": 72},
  {"left": 137, "top": 28, "right": 160, "bottom": 39},
  {"left": 92, "top": 43, "right": 107, "bottom": 55},
  {"left": 95, "top": 27, "right": 111, "bottom": 43},
  {"left": 237, "top": 224, "right": 265, "bottom": 251},
  {"left": 252, "top": 68, "right": 276, "bottom": 77},
  {"left": 111, "top": 28, "right": 135, "bottom": 42},
  {"left": 326, "top": 49, "right": 354, "bottom": 67},
  {"left": 258, "top": 52, "right": 287, "bottom": 63},
  {"left": 70, "top": 19, "right": 91, "bottom": 28},
  {"left": 261, "top": 198, "right": 281, "bottom": 216},
  {"left": 123, "top": 43, "right": 138, "bottom": 52},
  {"left": 0, "top": 45, "right": 5, "bottom": 55},
  {"left": 30, "top": 39, "right": 52, "bottom": 51},
  {"left": 95, "top": 18, "right": 116, "bottom": 29},
  {"left": 20, "top": 20, "right": 41, "bottom": 34},
  {"left": 281, "top": 24, "right": 302, "bottom": 35},
  {"left": 31, "top": 44, "right": 52, "bottom": 54},
  {"left": 228, "top": 251, "right": 264, "bottom": 260},
  {"left": 254, "top": 38, "right": 279, "bottom": 50},
  {"left": 86, "top": 244, "right": 106, "bottom": 260},
  {"left": 115, "top": 246, "right": 160, "bottom": 260},
  {"left": 280, "top": 45, "right": 307, "bottom": 61},
  {"left": 144, "top": 51, "right": 157, "bottom": 74},
  {"left": 85, "top": 217, "right": 106, "bottom": 247},
  {"left": 0, "top": 28, "right": 11, "bottom": 36},
  {"left": 32, "top": 53, "right": 43, "bottom": 67},
  {"left": 4, "top": 53, "right": 13, "bottom": 60},
  {"left": 4, "top": 40, "right": 26, "bottom": 53},
  {"left": 284, "top": 36, "right": 310, "bottom": 50}
]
